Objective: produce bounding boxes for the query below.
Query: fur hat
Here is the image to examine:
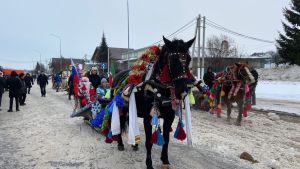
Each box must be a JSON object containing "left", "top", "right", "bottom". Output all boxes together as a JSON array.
[{"left": 101, "top": 78, "right": 107, "bottom": 83}]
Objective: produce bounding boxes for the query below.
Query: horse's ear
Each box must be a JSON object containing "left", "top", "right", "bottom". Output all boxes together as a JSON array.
[
  {"left": 163, "top": 36, "right": 172, "bottom": 48},
  {"left": 185, "top": 37, "right": 196, "bottom": 48}
]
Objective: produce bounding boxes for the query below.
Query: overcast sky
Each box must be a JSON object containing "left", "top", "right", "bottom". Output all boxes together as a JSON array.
[{"left": 0, "top": 0, "right": 290, "bottom": 69}]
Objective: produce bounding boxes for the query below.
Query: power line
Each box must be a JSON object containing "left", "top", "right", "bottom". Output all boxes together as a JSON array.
[
  {"left": 152, "top": 17, "right": 197, "bottom": 45},
  {"left": 206, "top": 18, "right": 275, "bottom": 43}
]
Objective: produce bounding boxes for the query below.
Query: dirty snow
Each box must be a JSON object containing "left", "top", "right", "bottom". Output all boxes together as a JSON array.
[
  {"left": 0, "top": 84, "right": 299, "bottom": 169},
  {"left": 257, "top": 65, "right": 300, "bottom": 81}
]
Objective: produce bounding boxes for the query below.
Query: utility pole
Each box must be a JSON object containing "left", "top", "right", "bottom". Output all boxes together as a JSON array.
[
  {"left": 127, "top": 0, "right": 130, "bottom": 69},
  {"left": 108, "top": 47, "right": 110, "bottom": 76},
  {"left": 201, "top": 16, "right": 206, "bottom": 79},
  {"left": 197, "top": 15, "right": 201, "bottom": 80},
  {"left": 190, "top": 16, "right": 198, "bottom": 73},
  {"left": 50, "top": 34, "right": 62, "bottom": 71}
]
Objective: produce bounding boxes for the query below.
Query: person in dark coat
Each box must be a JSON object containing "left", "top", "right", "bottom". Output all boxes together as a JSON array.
[
  {"left": 54, "top": 73, "right": 62, "bottom": 92},
  {"left": 19, "top": 73, "right": 27, "bottom": 105},
  {"left": 203, "top": 67, "right": 215, "bottom": 89},
  {"left": 24, "top": 73, "right": 34, "bottom": 94},
  {"left": 6, "top": 71, "right": 22, "bottom": 112},
  {"left": 0, "top": 71, "right": 6, "bottom": 111},
  {"left": 88, "top": 67, "right": 102, "bottom": 90},
  {"left": 37, "top": 72, "right": 48, "bottom": 97},
  {"left": 68, "top": 73, "right": 74, "bottom": 100}
]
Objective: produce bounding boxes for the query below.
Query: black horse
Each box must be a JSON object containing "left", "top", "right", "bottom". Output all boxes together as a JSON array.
[{"left": 111, "top": 36, "right": 196, "bottom": 169}]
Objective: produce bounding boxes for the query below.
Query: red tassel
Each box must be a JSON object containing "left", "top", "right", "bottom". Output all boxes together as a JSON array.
[
  {"left": 112, "top": 135, "right": 119, "bottom": 141},
  {"left": 151, "top": 131, "right": 158, "bottom": 144},
  {"left": 169, "top": 127, "right": 173, "bottom": 132},
  {"left": 101, "top": 128, "right": 109, "bottom": 136},
  {"left": 105, "top": 137, "right": 113, "bottom": 144},
  {"left": 177, "top": 126, "right": 186, "bottom": 141}
]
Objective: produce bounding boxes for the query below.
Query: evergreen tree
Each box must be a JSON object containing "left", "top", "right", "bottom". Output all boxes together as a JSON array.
[
  {"left": 276, "top": 0, "right": 300, "bottom": 65},
  {"left": 98, "top": 33, "right": 108, "bottom": 64}
]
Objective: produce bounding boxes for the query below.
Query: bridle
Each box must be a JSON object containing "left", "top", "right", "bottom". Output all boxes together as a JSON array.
[{"left": 166, "top": 52, "right": 190, "bottom": 82}]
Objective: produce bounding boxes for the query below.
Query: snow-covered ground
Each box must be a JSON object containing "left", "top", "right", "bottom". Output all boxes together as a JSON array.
[
  {"left": 254, "top": 80, "right": 300, "bottom": 115},
  {"left": 256, "top": 81, "right": 300, "bottom": 102},
  {"left": 1, "top": 84, "right": 299, "bottom": 169},
  {"left": 255, "top": 64, "right": 300, "bottom": 115}
]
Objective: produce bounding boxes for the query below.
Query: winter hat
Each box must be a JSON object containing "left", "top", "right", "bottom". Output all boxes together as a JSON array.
[
  {"left": 101, "top": 78, "right": 108, "bottom": 83},
  {"left": 0, "top": 71, "right": 3, "bottom": 77}
]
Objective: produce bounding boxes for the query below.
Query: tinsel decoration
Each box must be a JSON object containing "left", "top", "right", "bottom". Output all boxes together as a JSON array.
[{"left": 127, "top": 45, "right": 160, "bottom": 85}]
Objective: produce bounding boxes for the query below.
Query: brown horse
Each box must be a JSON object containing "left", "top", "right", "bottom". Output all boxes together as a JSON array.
[{"left": 210, "top": 63, "right": 257, "bottom": 126}]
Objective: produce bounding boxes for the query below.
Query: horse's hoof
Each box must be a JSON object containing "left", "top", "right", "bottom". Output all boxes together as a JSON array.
[
  {"left": 132, "top": 145, "right": 139, "bottom": 151},
  {"left": 118, "top": 144, "right": 125, "bottom": 151},
  {"left": 147, "top": 166, "right": 154, "bottom": 169},
  {"left": 162, "top": 164, "right": 171, "bottom": 169},
  {"left": 217, "top": 114, "right": 221, "bottom": 118}
]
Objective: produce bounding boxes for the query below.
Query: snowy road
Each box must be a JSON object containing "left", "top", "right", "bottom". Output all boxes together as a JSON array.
[
  {"left": 0, "top": 84, "right": 253, "bottom": 169},
  {"left": 0, "top": 84, "right": 299, "bottom": 169}
]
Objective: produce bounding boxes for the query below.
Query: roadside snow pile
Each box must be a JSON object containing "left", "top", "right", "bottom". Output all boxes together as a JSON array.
[{"left": 257, "top": 65, "right": 300, "bottom": 81}]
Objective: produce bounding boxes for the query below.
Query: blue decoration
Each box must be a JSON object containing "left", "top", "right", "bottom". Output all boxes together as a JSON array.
[
  {"left": 174, "top": 126, "right": 180, "bottom": 138},
  {"left": 156, "top": 128, "right": 165, "bottom": 146},
  {"left": 108, "top": 130, "right": 112, "bottom": 139},
  {"left": 151, "top": 114, "right": 158, "bottom": 126},
  {"left": 181, "top": 121, "right": 185, "bottom": 128},
  {"left": 115, "top": 92, "right": 124, "bottom": 107},
  {"left": 91, "top": 101, "right": 101, "bottom": 119},
  {"left": 90, "top": 109, "right": 106, "bottom": 127},
  {"left": 107, "top": 102, "right": 114, "bottom": 115}
]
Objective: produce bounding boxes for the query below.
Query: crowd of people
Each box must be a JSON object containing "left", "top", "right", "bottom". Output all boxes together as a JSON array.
[
  {"left": 0, "top": 70, "right": 51, "bottom": 112},
  {"left": 49, "top": 66, "right": 109, "bottom": 102},
  {"left": 0, "top": 71, "right": 34, "bottom": 112}
]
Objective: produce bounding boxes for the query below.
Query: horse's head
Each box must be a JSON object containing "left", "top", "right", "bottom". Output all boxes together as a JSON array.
[
  {"left": 234, "top": 63, "right": 256, "bottom": 84},
  {"left": 159, "top": 36, "right": 195, "bottom": 100}
]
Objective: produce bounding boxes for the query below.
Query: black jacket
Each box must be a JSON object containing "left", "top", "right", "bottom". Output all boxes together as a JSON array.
[
  {"left": 24, "top": 76, "right": 33, "bottom": 88},
  {"left": 88, "top": 74, "right": 101, "bottom": 89},
  {"left": 6, "top": 76, "right": 22, "bottom": 97},
  {"left": 0, "top": 77, "right": 6, "bottom": 94},
  {"left": 37, "top": 74, "right": 48, "bottom": 87},
  {"left": 19, "top": 78, "right": 27, "bottom": 94},
  {"left": 203, "top": 71, "right": 215, "bottom": 89}
]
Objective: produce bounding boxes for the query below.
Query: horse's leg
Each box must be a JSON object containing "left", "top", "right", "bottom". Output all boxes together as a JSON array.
[
  {"left": 117, "top": 134, "right": 125, "bottom": 151},
  {"left": 161, "top": 111, "right": 175, "bottom": 167},
  {"left": 144, "top": 116, "right": 154, "bottom": 169},
  {"left": 236, "top": 100, "right": 243, "bottom": 126},
  {"left": 118, "top": 107, "right": 127, "bottom": 151},
  {"left": 226, "top": 101, "right": 232, "bottom": 123}
]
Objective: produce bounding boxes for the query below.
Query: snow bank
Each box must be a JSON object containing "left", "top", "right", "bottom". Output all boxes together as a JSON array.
[
  {"left": 256, "top": 81, "right": 300, "bottom": 102},
  {"left": 257, "top": 65, "right": 300, "bottom": 81}
]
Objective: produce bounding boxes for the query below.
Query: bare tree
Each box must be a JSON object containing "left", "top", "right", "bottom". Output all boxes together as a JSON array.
[{"left": 206, "top": 35, "right": 238, "bottom": 71}]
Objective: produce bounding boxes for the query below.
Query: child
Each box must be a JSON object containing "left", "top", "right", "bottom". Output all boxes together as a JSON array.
[{"left": 96, "top": 78, "right": 109, "bottom": 99}]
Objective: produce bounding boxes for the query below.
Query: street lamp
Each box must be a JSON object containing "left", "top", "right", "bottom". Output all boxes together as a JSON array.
[{"left": 50, "top": 33, "right": 62, "bottom": 71}]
